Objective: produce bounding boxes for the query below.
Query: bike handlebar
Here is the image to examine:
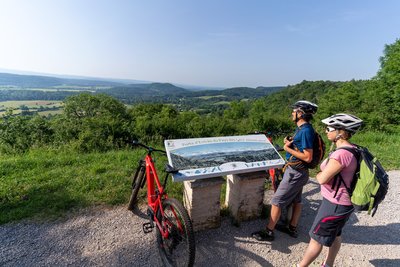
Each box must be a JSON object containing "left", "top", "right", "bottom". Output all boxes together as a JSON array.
[
  {"left": 132, "top": 140, "right": 166, "bottom": 154},
  {"left": 247, "top": 132, "right": 285, "bottom": 151},
  {"left": 249, "top": 130, "right": 291, "bottom": 137}
]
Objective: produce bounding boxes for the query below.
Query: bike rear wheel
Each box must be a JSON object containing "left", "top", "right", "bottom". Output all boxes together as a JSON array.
[
  {"left": 127, "top": 162, "right": 146, "bottom": 211},
  {"left": 156, "top": 198, "right": 195, "bottom": 267}
]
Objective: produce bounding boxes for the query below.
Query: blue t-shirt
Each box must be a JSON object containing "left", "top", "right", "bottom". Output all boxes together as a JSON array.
[{"left": 286, "top": 123, "right": 315, "bottom": 162}]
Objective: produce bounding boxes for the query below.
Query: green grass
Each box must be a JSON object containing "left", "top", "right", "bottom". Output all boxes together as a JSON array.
[
  {"left": 213, "top": 101, "right": 230, "bottom": 105},
  {"left": 0, "top": 147, "right": 182, "bottom": 224},
  {"left": 0, "top": 100, "right": 63, "bottom": 116},
  {"left": 196, "top": 95, "right": 225, "bottom": 100},
  {"left": 0, "top": 131, "right": 398, "bottom": 224},
  {"left": 351, "top": 130, "right": 400, "bottom": 170},
  {"left": 0, "top": 100, "right": 62, "bottom": 108}
]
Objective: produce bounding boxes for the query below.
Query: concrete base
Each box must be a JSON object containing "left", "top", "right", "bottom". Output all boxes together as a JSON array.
[
  {"left": 225, "top": 171, "right": 267, "bottom": 223},
  {"left": 183, "top": 177, "right": 225, "bottom": 232}
]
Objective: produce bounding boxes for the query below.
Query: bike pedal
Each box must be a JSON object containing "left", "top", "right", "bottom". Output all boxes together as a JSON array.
[{"left": 142, "top": 222, "right": 154, "bottom": 234}]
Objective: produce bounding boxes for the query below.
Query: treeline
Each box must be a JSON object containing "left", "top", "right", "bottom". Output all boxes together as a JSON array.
[
  {"left": 0, "top": 90, "right": 78, "bottom": 101},
  {"left": 0, "top": 92, "right": 290, "bottom": 153},
  {"left": 0, "top": 39, "right": 399, "bottom": 154},
  {"left": 0, "top": 83, "right": 283, "bottom": 113}
]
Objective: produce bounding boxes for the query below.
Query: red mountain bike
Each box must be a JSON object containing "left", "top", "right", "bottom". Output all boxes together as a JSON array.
[
  {"left": 127, "top": 140, "right": 195, "bottom": 267},
  {"left": 252, "top": 131, "right": 285, "bottom": 192}
]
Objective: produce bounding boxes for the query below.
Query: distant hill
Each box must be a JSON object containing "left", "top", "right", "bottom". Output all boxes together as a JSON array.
[
  {"left": 191, "top": 86, "right": 283, "bottom": 98},
  {"left": 0, "top": 72, "right": 285, "bottom": 111},
  {"left": 105, "top": 83, "right": 190, "bottom": 96},
  {"left": 0, "top": 72, "right": 124, "bottom": 88},
  {"left": 100, "top": 84, "right": 284, "bottom": 106}
]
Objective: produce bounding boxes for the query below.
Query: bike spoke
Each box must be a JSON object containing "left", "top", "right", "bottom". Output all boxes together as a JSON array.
[{"left": 156, "top": 198, "right": 195, "bottom": 267}]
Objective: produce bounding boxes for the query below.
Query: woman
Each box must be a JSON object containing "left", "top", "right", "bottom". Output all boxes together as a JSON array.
[{"left": 296, "top": 113, "right": 363, "bottom": 267}]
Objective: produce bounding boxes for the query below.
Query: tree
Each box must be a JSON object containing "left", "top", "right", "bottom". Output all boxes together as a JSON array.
[
  {"left": 376, "top": 38, "right": 400, "bottom": 87},
  {"left": 375, "top": 39, "right": 400, "bottom": 126},
  {"left": 55, "top": 93, "right": 132, "bottom": 151},
  {"left": 223, "top": 101, "right": 249, "bottom": 120}
]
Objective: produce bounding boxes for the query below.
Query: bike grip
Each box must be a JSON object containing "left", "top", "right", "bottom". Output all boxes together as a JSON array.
[{"left": 132, "top": 139, "right": 139, "bottom": 145}]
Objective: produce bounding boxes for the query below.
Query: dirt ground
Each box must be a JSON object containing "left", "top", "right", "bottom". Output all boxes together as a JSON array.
[{"left": 1, "top": 171, "right": 399, "bottom": 267}]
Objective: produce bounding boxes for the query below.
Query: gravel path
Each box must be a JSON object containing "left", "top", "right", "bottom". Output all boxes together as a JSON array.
[{"left": 1, "top": 171, "right": 399, "bottom": 267}]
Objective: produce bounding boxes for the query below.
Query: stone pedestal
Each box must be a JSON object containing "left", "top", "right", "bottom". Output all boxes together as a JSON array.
[
  {"left": 183, "top": 177, "right": 225, "bottom": 231},
  {"left": 225, "top": 171, "right": 267, "bottom": 223}
]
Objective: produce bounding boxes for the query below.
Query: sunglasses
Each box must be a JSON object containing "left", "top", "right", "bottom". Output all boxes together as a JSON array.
[{"left": 326, "top": 126, "right": 336, "bottom": 132}]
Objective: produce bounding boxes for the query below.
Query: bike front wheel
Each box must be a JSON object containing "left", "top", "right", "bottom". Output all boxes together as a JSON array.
[
  {"left": 156, "top": 198, "right": 195, "bottom": 267},
  {"left": 127, "top": 163, "right": 146, "bottom": 211}
]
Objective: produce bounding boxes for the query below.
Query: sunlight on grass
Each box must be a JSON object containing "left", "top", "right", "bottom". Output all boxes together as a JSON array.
[{"left": 1, "top": 131, "right": 398, "bottom": 224}]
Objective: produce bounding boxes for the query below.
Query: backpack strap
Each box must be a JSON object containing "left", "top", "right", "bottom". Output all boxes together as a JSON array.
[
  {"left": 285, "top": 125, "right": 313, "bottom": 169},
  {"left": 332, "top": 173, "right": 352, "bottom": 198},
  {"left": 330, "top": 146, "right": 360, "bottom": 198},
  {"left": 283, "top": 127, "right": 302, "bottom": 171}
]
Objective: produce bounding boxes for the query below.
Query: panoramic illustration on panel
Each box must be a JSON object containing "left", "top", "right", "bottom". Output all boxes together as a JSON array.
[{"left": 165, "top": 135, "right": 285, "bottom": 181}]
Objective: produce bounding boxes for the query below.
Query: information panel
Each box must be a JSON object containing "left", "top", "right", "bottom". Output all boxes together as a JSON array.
[{"left": 164, "top": 135, "right": 285, "bottom": 182}]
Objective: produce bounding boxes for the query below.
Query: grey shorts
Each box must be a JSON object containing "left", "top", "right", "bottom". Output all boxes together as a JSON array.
[
  {"left": 309, "top": 198, "right": 354, "bottom": 247},
  {"left": 271, "top": 166, "right": 309, "bottom": 208}
]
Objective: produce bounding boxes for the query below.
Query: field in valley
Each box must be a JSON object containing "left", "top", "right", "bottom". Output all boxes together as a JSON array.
[{"left": 0, "top": 100, "right": 63, "bottom": 116}]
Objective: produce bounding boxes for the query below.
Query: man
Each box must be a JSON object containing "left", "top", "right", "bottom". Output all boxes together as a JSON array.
[{"left": 252, "top": 100, "right": 318, "bottom": 241}]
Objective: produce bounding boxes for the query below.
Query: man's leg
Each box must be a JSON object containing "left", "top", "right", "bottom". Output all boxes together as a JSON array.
[
  {"left": 251, "top": 203, "right": 281, "bottom": 241},
  {"left": 252, "top": 166, "right": 302, "bottom": 241},
  {"left": 267, "top": 204, "right": 281, "bottom": 230},
  {"left": 275, "top": 188, "right": 303, "bottom": 237},
  {"left": 290, "top": 202, "right": 303, "bottom": 227}
]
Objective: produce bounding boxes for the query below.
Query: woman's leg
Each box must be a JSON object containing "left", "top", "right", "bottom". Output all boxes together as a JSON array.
[
  {"left": 324, "top": 236, "right": 342, "bottom": 267},
  {"left": 299, "top": 238, "right": 323, "bottom": 267}
]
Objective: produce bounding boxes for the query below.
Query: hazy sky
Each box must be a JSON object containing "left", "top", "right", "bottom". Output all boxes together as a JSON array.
[{"left": 1, "top": 0, "right": 399, "bottom": 88}]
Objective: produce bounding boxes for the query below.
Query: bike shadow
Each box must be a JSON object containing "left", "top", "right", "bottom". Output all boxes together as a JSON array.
[
  {"left": 370, "top": 259, "right": 400, "bottom": 267},
  {"left": 129, "top": 204, "right": 150, "bottom": 220}
]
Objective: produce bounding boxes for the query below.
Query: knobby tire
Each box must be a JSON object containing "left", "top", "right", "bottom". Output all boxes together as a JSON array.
[
  {"left": 156, "top": 198, "right": 195, "bottom": 267},
  {"left": 127, "top": 166, "right": 145, "bottom": 211}
]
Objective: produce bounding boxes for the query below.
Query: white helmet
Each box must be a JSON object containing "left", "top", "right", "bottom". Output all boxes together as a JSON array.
[
  {"left": 291, "top": 100, "right": 318, "bottom": 114},
  {"left": 321, "top": 113, "right": 363, "bottom": 133}
]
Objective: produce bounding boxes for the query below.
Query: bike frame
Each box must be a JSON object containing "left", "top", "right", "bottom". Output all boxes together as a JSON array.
[
  {"left": 143, "top": 153, "right": 184, "bottom": 239},
  {"left": 144, "top": 153, "right": 166, "bottom": 208}
]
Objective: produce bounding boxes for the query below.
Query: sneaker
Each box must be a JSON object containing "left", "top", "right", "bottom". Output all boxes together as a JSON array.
[
  {"left": 275, "top": 224, "right": 298, "bottom": 238},
  {"left": 251, "top": 229, "right": 274, "bottom": 241}
]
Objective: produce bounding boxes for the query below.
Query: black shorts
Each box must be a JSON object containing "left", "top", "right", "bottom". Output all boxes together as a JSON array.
[{"left": 309, "top": 198, "right": 354, "bottom": 247}]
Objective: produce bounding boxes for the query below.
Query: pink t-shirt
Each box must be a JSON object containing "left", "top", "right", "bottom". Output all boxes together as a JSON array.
[{"left": 320, "top": 147, "right": 358, "bottom": 206}]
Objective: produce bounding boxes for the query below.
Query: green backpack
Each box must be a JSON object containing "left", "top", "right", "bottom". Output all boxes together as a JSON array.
[{"left": 331, "top": 145, "right": 389, "bottom": 216}]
